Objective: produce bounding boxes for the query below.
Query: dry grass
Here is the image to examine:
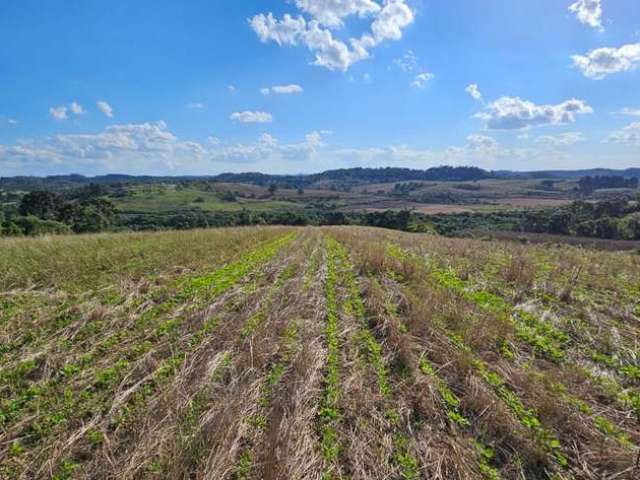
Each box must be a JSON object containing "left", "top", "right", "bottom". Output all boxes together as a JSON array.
[{"left": 1, "top": 226, "right": 639, "bottom": 479}]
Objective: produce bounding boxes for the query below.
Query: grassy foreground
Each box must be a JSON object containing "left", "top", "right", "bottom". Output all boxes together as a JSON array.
[{"left": 1, "top": 226, "right": 639, "bottom": 479}]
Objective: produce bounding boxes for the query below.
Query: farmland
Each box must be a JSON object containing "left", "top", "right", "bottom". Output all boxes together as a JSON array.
[{"left": 1, "top": 226, "right": 639, "bottom": 479}]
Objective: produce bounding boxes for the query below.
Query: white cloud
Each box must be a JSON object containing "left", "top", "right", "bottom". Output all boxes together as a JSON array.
[
  {"left": 186, "top": 102, "right": 205, "bottom": 109},
  {"left": 228, "top": 85, "right": 237, "bottom": 93},
  {"left": 70, "top": 102, "right": 85, "bottom": 115},
  {"left": 572, "top": 43, "right": 640, "bottom": 79},
  {"left": 294, "top": 0, "right": 380, "bottom": 28},
  {"left": 230, "top": 111, "right": 273, "bottom": 123},
  {"left": 535, "top": 132, "right": 585, "bottom": 146},
  {"left": 466, "top": 134, "right": 498, "bottom": 151},
  {"left": 0, "top": 121, "right": 207, "bottom": 174},
  {"left": 475, "top": 96, "right": 593, "bottom": 130},
  {"left": 6, "top": 119, "right": 18, "bottom": 125},
  {"left": 369, "top": 0, "right": 414, "bottom": 42},
  {"left": 466, "top": 84, "right": 482, "bottom": 101},
  {"left": 261, "top": 84, "right": 304, "bottom": 95},
  {"left": 249, "top": 0, "right": 415, "bottom": 71},
  {"left": 393, "top": 50, "right": 418, "bottom": 72},
  {"left": 259, "top": 133, "right": 278, "bottom": 147},
  {"left": 412, "top": 72, "right": 435, "bottom": 88},
  {"left": 273, "top": 84, "right": 303, "bottom": 94},
  {"left": 208, "top": 130, "right": 329, "bottom": 166},
  {"left": 97, "top": 101, "right": 114, "bottom": 118},
  {"left": 569, "top": 0, "right": 603, "bottom": 31},
  {"left": 0, "top": 122, "right": 630, "bottom": 175},
  {"left": 615, "top": 108, "right": 640, "bottom": 117},
  {"left": 608, "top": 122, "right": 640, "bottom": 145},
  {"left": 49, "top": 106, "right": 68, "bottom": 121}
]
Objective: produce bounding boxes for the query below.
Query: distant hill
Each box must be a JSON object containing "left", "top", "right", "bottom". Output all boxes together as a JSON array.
[
  {"left": 2, "top": 166, "right": 639, "bottom": 191},
  {"left": 496, "top": 168, "right": 640, "bottom": 179}
]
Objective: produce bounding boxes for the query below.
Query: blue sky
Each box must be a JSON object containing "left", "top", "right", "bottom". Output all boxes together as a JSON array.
[{"left": 0, "top": 0, "right": 639, "bottom": 176}]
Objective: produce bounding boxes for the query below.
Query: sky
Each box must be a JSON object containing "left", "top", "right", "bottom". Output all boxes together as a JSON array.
[{"left": 0, "top": 0, "right": 639, "bottom": 176}]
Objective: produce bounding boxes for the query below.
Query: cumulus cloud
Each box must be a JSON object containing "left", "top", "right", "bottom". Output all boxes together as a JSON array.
[
  {"left": 572, "top": 43, "right": 640, "bottom": 79},
  {"left": 294, "top": 0, "right": 380, "bottom": 28},
  {"left": 70, "top": 102, "right": 85, "bottom": 115},
  {"left": 6, "top": 118, "right": 18, "bottom": 125},
  {"left": 259, "top": 133, "right": 278, "bottom": 147},
  {"left": 97, "top": 101, "right": 114, "bottom": 118},
  {"left": 466, "top": 84, "right": 482, "bottom": 101},
  {"left": 0, "top": 121, "right": 607, "bottom": 175},
  {"left": 49, "top": 106, "right": 68, "bottom": 121},
  {"left": 412, "top": 72, "right": 435, "bottom": 88},
  {"left": 0, "top": 121, "right": 206, "bottom": 174},
  {"left": 0, "top": 123, "right": 329, "bottom": 174},
  {"left": 250, "top": 0, "right": 415, "bottom": 71},
  {"left": 261, "top": 84, "right": 304, "bottom": 95},
  {"left": 186, "top": 102, "right": 205, "bottom": 109},
  {"left": 535, "top": 132, "right": 585, "bottom": 146},
  {"left": 230, "top": 111, "right": 273, "bottom": 123},
  {"left": 608, "top": 122, "right": 640, "bottom": 145},
  {"left": 203, "top": 130, "right": 330, "bottom": 168},
  {"left": 228, "top": 85, "right": 237, "bottom": 93},
  {"left": 569, "top": 0, "right": 603, "bottom": 31},
  {"left": 475, "top": 96, "right": 593, "bottom": 130},
  {"left": 466, "top": 134, "right": 498, "bottom": 151}
]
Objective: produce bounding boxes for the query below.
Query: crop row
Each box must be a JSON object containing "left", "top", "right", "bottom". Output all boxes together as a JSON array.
[
  {"left": 330, "top": 236, "right": 421, "bottom": 479},
  {"left": 0, "top": 233, "right": 297, "bottom": 478}
]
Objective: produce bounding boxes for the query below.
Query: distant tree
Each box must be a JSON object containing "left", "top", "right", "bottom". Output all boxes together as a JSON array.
[
  {"left": 297, "top": 187, "right": 304, "bottom": 196},
  {"left": 268, "top": 184, "right": 278, "bottom": 196},
  {"left": 577, "top": 176, "right": 639, "bottom": 195},
  {"left": 221, "top": 191, "right": 236, "bottom": 202},
  {"left": 57, "top": 198, "right": 117, "bottom": 233},
  {"left": 13, "top": 216, "right": 71, "bottom": 236},
  {"left": 19, "top": 191, "right": 61, "bottom": 220},
  {"left": 168, "top": 211, "right": 209, "bottom": 230}
]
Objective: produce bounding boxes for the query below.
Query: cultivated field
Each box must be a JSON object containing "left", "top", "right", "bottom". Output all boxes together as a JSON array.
[{"left": 1, "top": 227, "right": 639, "bottom": 479}]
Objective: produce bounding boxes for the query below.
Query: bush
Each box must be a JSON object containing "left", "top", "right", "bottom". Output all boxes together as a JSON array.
[{"left": 13, "top": 216, "right": 71, "bottom": 236}]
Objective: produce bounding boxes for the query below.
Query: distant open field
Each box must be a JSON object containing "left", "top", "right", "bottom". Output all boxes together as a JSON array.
[
  {"left": 104, "top": 177, "right": 580, "bottom": 218},
  {"left": 1, "top": 226, "right": 639, "bottom": 479},
  {"left": 111, "top": 185, "right": 302, "bottom": 213}
]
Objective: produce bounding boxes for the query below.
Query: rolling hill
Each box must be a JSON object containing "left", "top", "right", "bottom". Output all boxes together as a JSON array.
[{"left": 1, "top": 227, "right": 639, "bottom": 479}]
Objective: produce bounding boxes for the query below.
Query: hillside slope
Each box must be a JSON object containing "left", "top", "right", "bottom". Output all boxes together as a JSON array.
[{"left": 1, "top": 227, "right": 639, "bottom": 479}]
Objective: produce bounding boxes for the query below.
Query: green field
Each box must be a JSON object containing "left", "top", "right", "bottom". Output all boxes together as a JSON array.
[
  {"left": 112, "top": 185, "right": 302, "bottom": 213},
  {"left": 1, "top": 226, "right": 639, "bottom": 479}
]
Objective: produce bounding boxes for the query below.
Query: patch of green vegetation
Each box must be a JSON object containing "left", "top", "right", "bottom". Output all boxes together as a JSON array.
[
  {"left": 393, "top": 435, "right": 420, "bottom": 480},
  {"left": 112, "top": 185, "right": 301, "bottom": 214},
  {"left": 475, "top": 442, "right": 502, "bottom": 480},
  {"left": 419, "top": 357, "right": 470, "bottom": 428},
  {"left": 319, "top": 237, "right": 343, "bottom": 467},
  {"left": 594, "top": 416, "right": 635, "bottom": 447},
  {"left": 471, "top": 358, "right": 567, "bottom": 468},
  {"left": 182, "top": 233, "right": 297, "bottom": 300},
  {"left": 52, "top": 458, "right": 79, "bottom": 480}
]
